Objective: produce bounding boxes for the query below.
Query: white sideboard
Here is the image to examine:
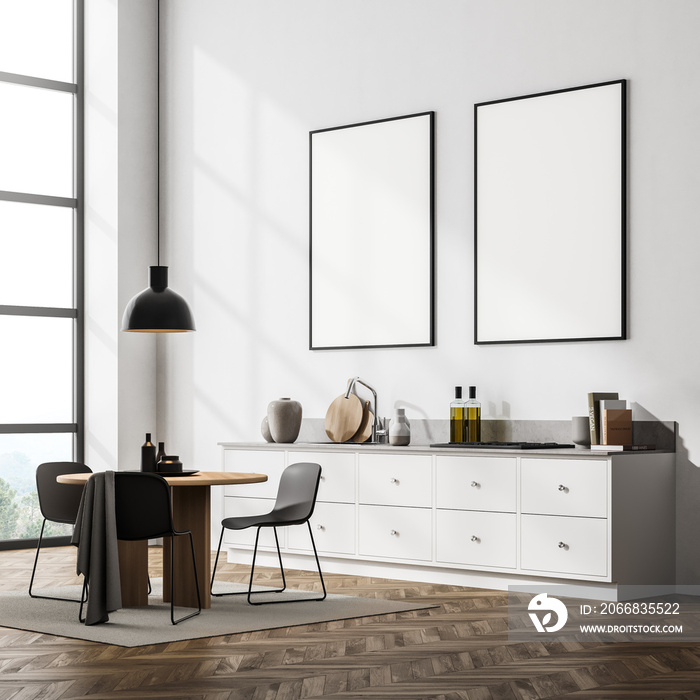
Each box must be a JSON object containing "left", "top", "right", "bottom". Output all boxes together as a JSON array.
[{"left": 218, "top": 442, "right": 675, "bottom": 600}]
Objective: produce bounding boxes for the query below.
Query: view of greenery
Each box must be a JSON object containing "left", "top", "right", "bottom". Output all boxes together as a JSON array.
[{"left": 0, "top": 451, "right": 71, "bottom": 540}]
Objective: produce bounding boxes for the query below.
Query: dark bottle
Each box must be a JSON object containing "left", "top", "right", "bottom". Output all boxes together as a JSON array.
[
  {"left": 156, "top": 441, "right": 166, "bottom": 465},
  {"left": 141, "top": 433, "right": 156, "bottom": 472},
  {"left": 465, "top": 386, "right": 481, "bottom": 443},
  {"left": 450, "top": 386, "right": 465, "bottom": 443}
]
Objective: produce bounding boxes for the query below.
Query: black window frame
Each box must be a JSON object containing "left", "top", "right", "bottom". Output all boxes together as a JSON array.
[{"left": 0, "top": 0, "right": 84, "bottom": 550}]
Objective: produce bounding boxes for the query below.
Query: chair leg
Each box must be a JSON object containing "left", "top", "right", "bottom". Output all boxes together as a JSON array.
[
  {"left": 210, "top": 527, "right": 226, "bottom": 596},
  {"left": 170, "top": 531, "right": 201, "bottom": 625},
  {"left": 29, "top": 519, "right": 84, "bottom": 603},
  {"left": 28, "top": 519, "right": 45, "bottom": 598},
  {"left": 210, "top": 526, "right": 286, "bottom": 598},
  {"left": 273, "top": 527, "right": 287, "bottom": 593},
  {"left": 246, "top": 526, "right": 286, "bottom": 604},
  {"left": 307, "top": 520, "right": 327, "bottom": 602},
  {"left": 78, "top": 579, "right": 89, "bottom": 623},
  {"left": 247, "top": 523, "right": 326, "bottom": 606},
  {"left": 246, "top": 527, "right": 262, "bottom": 603}
]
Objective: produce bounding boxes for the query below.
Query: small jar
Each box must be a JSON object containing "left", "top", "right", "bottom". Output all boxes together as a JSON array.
[
  {"left": 157, "top": 455, "right": 183, "bottom": 473},
  {"left": 389, "top": 408, "right": 411, "bottom": 446}
]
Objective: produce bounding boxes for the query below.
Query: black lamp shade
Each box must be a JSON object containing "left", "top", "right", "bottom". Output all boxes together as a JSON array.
[{"left": 121, "top": 266, "right": 195, "bottom": 332}]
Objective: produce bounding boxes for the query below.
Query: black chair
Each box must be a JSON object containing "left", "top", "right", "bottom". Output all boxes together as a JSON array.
[
  {"left": 29, "top": 461, "right": 93, "bottom": 602},
  {"left": 210, "top": 461, "right": 326, "bottom": 605},
  {"left": 79, "top": 472, "right": 201, "bottom": 625}
]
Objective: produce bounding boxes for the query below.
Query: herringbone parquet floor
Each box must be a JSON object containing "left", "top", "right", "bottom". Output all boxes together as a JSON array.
[{"left": 1, "top": 546, "right": 700, "bottom": 699}]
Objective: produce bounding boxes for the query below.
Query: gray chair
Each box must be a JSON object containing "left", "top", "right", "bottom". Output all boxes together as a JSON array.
[
  {"left": 210, "top": 462, "right": 326, "bottom": 605},
  {"left": 29, "top": 461, "right": 92, "bottom": 602}
]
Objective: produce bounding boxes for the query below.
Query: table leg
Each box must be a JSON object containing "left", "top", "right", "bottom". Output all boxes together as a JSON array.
[
  {"left": 118, "top": 539, "right": 149, "bottom": 607},
  {"left": 163, "top": 484, "right": 211, "bottom": 609}
]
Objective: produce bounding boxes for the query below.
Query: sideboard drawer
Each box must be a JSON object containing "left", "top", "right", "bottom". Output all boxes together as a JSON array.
[
  {"left": 222, "top": 497, "right": 282, "bottom": 549},
  {"left": 436, "top": 456, "right": 516, "bottom": 512},
  {"left": 223, "top": 450, "right": 285, "bottom": 499},
  {"left": 437, "top": 509, "right": 516, "bottom": 569},
  {"left": 521, "top": 459, "right": 608, "bottom": 518},
  {"left": 287, "top": 502, "right": 356, "bottom": 555},
  {"left": 358, "top": 454, "right": 432, "bottom": 507},
  {"left": 358, "top": 505, "right": 432, "bottom": 561},
  {"left": 290, "top": 451, "right": 356, "bottom": 503},
  {"left": 521, "top": 514, "right": 608, "bottom": 577}
]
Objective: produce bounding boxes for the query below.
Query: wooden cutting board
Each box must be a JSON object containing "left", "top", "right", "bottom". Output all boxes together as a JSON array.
[
  {"left": 325, "top": 393, "right": 363, "bottom": 442},
  {"left": 352, "top": 401, "right": 373, "bottom": 443}
]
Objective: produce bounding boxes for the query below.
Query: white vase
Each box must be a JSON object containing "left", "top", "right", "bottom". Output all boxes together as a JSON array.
[
  {"left": 389, "top": 408, "right": 411, "bottom": 446},
  {"left": 261, "top": 416, "right": 274, "bottom": 442},
  {"left": 267, "top": 398, "right": 302, "bottom": 443}
]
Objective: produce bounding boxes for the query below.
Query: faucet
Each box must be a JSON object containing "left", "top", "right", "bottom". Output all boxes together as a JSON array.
[{"left": 345, "top": 376, "right": 386, "bottom": 443}]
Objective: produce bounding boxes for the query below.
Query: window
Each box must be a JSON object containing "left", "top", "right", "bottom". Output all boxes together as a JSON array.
[{"left": 0, "top": 0, "right": 83, "bottom": 547}]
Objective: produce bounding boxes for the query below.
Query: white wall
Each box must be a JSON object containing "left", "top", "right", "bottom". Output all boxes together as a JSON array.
[
  {"left": 157, "top": 0, "right": 700, "bottom": 581},
  {"left": 85, "top": 0, "right": 157, "bottom": 473}
]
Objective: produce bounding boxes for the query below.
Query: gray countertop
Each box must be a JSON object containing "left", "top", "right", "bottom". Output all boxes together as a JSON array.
[
  {"left": 220, "top": 417, "right": 677, "bottom": 457},
  {"left": 218, "top": 441, "right": 671, "bottom": 457}
]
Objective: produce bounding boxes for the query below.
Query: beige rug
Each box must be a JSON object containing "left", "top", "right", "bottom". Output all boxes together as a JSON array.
[{"left": 0, "top": 580, "right": 433, "bottom": 647}]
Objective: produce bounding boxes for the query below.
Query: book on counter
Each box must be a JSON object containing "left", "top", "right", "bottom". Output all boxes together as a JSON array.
[
  {"left": 590, "top": 443, "right": 656, "bottom": 451},
  {"left": 587, "top": 392, "right": 619, "bottom": 444},
  {"left": 600, "top": 399, "right": 631, "bottom": 445}
]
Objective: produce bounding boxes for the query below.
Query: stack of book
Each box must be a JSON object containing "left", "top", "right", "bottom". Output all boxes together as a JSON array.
[{"left": 587, "top": 392, "right": 654, "bottom": 451}]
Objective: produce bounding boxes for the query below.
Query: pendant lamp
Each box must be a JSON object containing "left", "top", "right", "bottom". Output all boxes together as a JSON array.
[
  {"left": 121, "top": 0, "right": 195, "bottom": 333},
  {"left": 121, "top": 265, "right": 195, "bottom": 332}
]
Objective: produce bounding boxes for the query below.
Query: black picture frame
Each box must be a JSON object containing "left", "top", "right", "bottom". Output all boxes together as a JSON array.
[
  {"left": 474, "top": 80, "right": 627, "bottom": 345},
  {"left": 309, "top": 112, "right": 435, "bottom": 350}
]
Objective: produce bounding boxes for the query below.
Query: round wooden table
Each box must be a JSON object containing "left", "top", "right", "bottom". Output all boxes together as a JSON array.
[{"left": 58, "top": 471, "right": 268, "bottom": 608}]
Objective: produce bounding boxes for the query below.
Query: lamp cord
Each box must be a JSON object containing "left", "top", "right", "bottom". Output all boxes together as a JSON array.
[{"left": 157, "top": 0, "right": 161, "bottom": 267}]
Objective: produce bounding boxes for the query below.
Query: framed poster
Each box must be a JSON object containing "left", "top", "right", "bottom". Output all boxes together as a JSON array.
[
  {"left": 310, "top": 112, "right": 435, "bottom": 350},
  {"left": 474, "top": 80, "right": 626, "bottom": 344}
]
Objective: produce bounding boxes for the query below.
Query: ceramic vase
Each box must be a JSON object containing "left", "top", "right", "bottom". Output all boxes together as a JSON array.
[
  {"left": 261, "top": 416, "right": 274, "bottom": 442},
  {"left": 389, "top": 408, "right": 411, "bottom": 446},
  {"left": 157, "top": 455, "right": 183, "bottom": 472},
  {"left": 267, "top": 398, "right": 302, "bottom": 443},
  {"left": 571, "top": 416, "right": 591, "bottom": 448}
]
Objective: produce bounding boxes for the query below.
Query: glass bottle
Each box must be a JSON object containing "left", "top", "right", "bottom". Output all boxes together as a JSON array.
[
  {"left": 141, "top": 433, "right": 156, "bottom": 472},
  {"left": 465, "top": 386, "right": 481, "bottom": 443},
  {"left": 450, "top": 386, "right": 465, "bottom": 443}
]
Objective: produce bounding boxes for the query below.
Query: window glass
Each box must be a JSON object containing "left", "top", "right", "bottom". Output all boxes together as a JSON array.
[
  {"left": 0, "top": 0, "right": 79, "bottom": 547},
  {"left": 0, "top": 82, "right": 73, "bottom": 197},
  {"left": 0, "top": 316, "right": 73, "bottom": 423},
  {"left": 0, "top": 201, "right": 73, "bottom": 307},
  {"left": 0, "top": 0, "right": 73, "bottom": 82},
  {"left": 0, "top": 433, "right": 74, "bottom": 540}
]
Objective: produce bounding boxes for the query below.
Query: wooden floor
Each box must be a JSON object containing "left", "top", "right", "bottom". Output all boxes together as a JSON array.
[{"left": 2, "top": 547, "right": 700, "bottom": 699}]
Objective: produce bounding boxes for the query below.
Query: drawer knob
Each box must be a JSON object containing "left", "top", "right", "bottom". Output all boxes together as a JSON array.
[
  {"left": 316, "top": 524, "right": 325, "bottom": 531},
  {"left": 320, "top": 475, "right": 325, "bottom": 481},
  {"left": 471, "top": 535, "right": 480, "bottom": 543},
  {"left": 558, "top": 541, "right": 569, "bottom": 550},
  {"left": 471, "top": 481, "right": 480, "bottom": 488},
  {"left": 390, "top": 477, "right": 399, "bottom": 484},
  {"left": 390, "top": 529, "right": 399, "bottom": 536},
  {"left": 558, "top": 484, "right": 568, "bottom": 492}
]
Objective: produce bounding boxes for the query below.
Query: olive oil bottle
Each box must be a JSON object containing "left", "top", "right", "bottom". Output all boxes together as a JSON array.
[
  {"left": 450, "top": 386, "right": 465, "bottom": 443},
  {"left": 465, "top": 386, "right": 481, "bottom": 442}
]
